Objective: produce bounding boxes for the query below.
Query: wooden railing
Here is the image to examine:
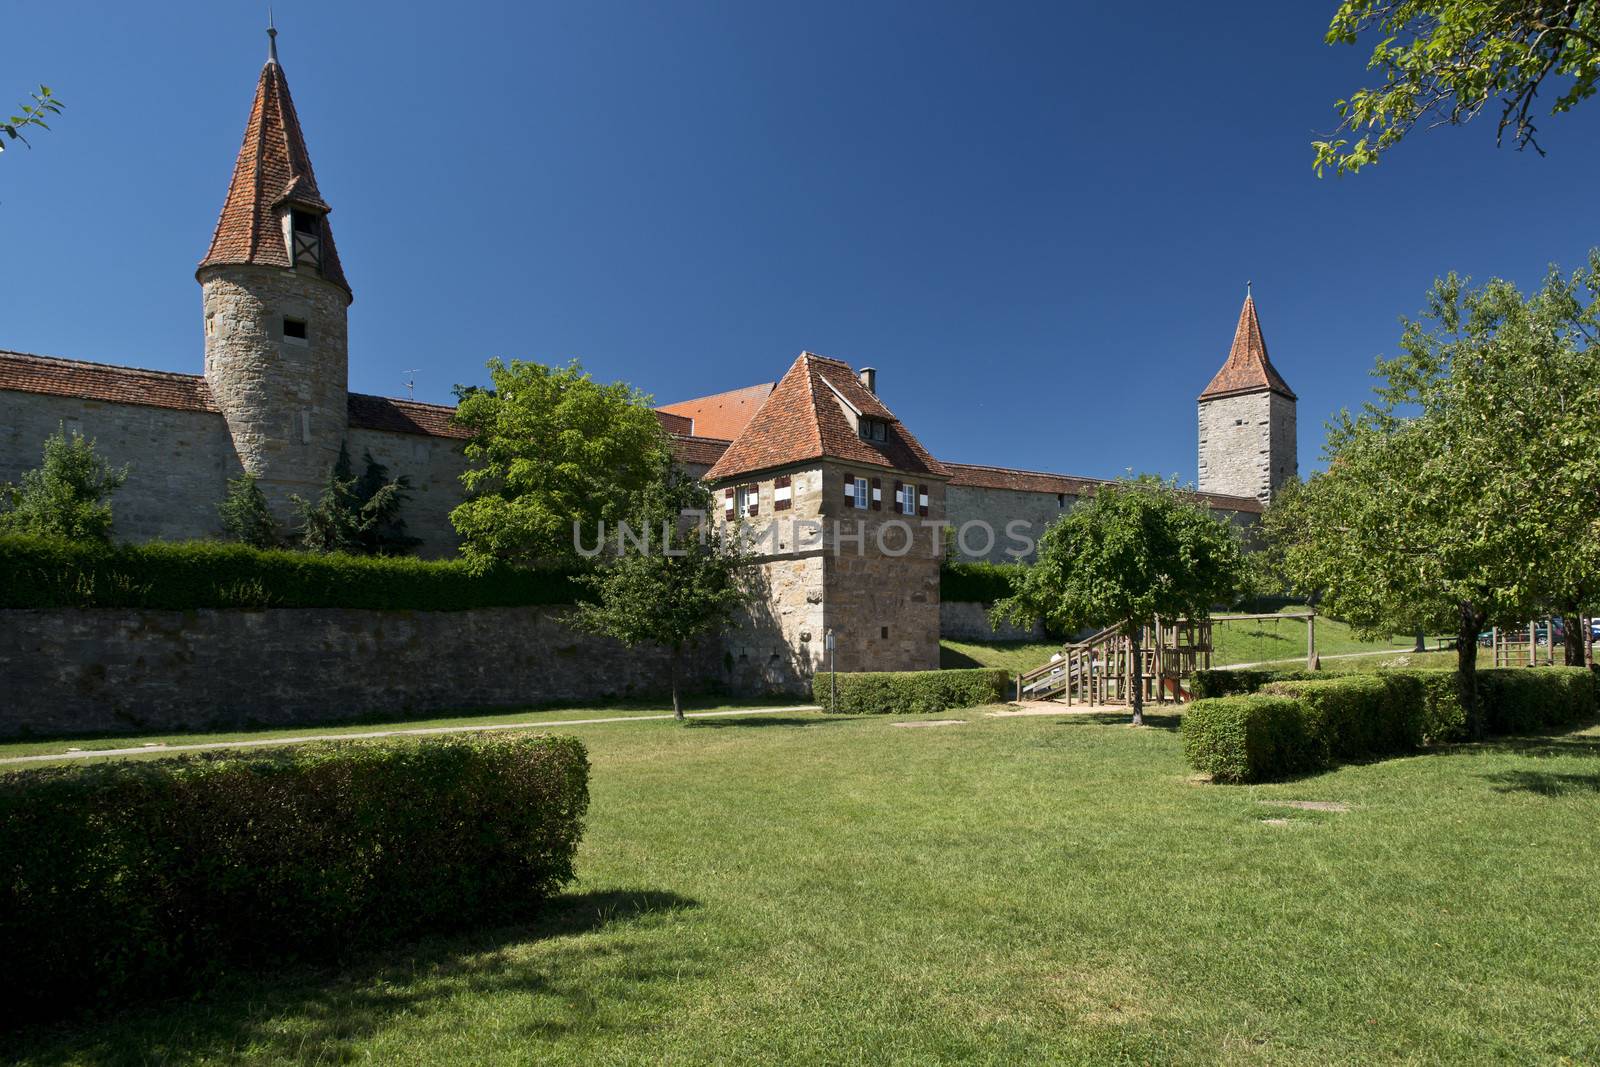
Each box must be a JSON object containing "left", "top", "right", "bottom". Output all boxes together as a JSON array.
[{"left": 1015, "top": 617, "right": 1215, "bottom": 707}]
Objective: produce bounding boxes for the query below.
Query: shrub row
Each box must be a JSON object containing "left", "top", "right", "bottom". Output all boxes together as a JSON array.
[
  {"left": 0, "top": 534, "right": 581, "bottom": 610},
  {"left": 0, "top": 734, "right": 590, "bottom": 1022},
  {"left": 1182, "top": 667, "right": 1593, "bottom": 783},
  {"left": 813, "top": 668, "right": 1011, "bottom": 715},
  {"left": 939, "top": 560, "right": 1023, "bottom": 605},
  {"left": 1479, "top": 667, "right": 1598, "bottom": 735},
  {"left": 1189, "top": 667, "right": 1324, "bottom": 700}
]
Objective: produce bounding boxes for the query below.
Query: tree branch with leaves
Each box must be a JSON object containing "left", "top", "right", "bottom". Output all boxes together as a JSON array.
[
  {"left": 2, "top": 86, "right": 63, "bottom": 155},
  {"left": 1314, "top": 1, "right": 1599, "bottom": 175}
]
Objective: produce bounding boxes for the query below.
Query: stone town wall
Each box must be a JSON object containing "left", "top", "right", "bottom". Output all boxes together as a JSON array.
[
  {"left": 345, "top": 427, "right": 468, "bottom": 558},
  {"left": 0, "top": 605, "right": 726, "bottom": 739},
  {"left": 939, "top": 600, "right": 1047, "bottom": 641},
  {"left": 944, "top": 484, "right": 1069, "bottom": 563},
  {"left": 0, "top": 390, "right": 472, "bottom": 557},
  {"left": 0, "top": 390, "right": 237, "bottom": 542},
  {"left": 201, "top": 264, "right": 350, "bottom": 522}
]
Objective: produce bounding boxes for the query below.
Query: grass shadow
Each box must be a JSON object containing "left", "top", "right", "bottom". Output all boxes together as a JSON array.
[
  {"left": 1485, "top": 769, "right": 1600, "bottom": 796},
  {"left": 1052, "top": 711, "right": 1183, "bottom": 732},
  {"left": 684, "top": 716, "right": 849, "bottom": 730},
  {"left": 9, "top": 888, "right": 700, "bottom": 1065},
  {"left": 2, "top": 693, "right": 807, "bottom": 749},
  {"left": 939, "top": 646, "right": 986, "bottom": 669}
]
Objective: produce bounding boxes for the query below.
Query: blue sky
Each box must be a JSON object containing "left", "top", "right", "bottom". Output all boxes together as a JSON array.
[{"left": 3, "top": 1, "right": 1594, "bottom": 480}]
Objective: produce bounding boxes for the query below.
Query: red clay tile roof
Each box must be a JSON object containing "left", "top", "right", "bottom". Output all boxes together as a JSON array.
[
  {"left": 0, "top": 349, "right": 218, "bottom": 413},
  {"left": 0, "top": 350, "right": 467, "bottom": 439},
  {"left": 670, "top": 434, "right": 732, "bottom": 468},
  {"left": 198, "top": 57, "right": 351, "bottom": 297},
  {"left": 346, "top": 392, "right": 469, "bottom": 439},
  {"left": 945, "top": 461, "right": 1263, "bottom": 514},
  {"left": 705, "top": 352, "right": 947, "bottom": 482},
  {"left": 945, "top": 462, "right": 1101, "bottom": 496},
  {"left": 655, "top": 410, "right": 694, "bottom": 435},
  {"left": 657, "top": 381, "right": 776, "bottom": 439},
  {"left": 1200, "top": 294, "right": 1294, "bottom": 401}
]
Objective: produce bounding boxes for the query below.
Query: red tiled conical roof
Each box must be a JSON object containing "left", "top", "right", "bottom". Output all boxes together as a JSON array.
[
  {"left": 198, "top": 55, "right": 350, "bottom": 297},
  {"left": 1200, "top": 294, "right": 1294, "bottom": 401}
]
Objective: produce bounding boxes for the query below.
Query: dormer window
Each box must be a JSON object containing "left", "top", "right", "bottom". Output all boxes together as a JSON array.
[
  {"left": 859, "top": 417, "right": 888, "bottom": 442},
  {"left": 289, "top": 209, "right": 323, "bottom": 272}
]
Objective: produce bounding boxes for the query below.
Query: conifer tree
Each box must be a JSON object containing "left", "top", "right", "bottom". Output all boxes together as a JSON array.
[{"left": 216, "top": 471, "right": 278, "bottom": 549}]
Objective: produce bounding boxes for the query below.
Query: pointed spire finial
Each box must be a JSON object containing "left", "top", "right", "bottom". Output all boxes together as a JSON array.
[
  {"left": 1246, "top": 279, "right": 1253, "bottom": 299},
  {"left": 267, "top": 6, "right": 279, "bottom": 65}
]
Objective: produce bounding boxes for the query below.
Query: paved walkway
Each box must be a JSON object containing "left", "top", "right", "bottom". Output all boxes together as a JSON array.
[
  {"left": 1216, "top": 647, "right": 1432, "bottom": 670},
  {"left": 0, "top": 705, "right": 822, "bottom": 766}
]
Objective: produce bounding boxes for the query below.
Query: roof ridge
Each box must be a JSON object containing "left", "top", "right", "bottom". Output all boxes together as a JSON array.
[
  {"left": 945, "top": 460, "right": 1104, "bottom": 481},
  {"left": 0, "top": 349, "right": 205, "bottom": 382}
]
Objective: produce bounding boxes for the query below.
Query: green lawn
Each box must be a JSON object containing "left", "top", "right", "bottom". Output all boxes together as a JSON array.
[{"left": 11, "top": 708, "right": 1599, "bottom": 1064}]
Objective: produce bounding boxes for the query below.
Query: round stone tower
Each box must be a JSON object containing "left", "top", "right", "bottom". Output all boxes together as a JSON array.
[{"left": 198, "top": 26, "right": 352, "bottom": 519}]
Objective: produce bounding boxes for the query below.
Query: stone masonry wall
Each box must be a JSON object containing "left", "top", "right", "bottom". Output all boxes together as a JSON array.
[
  {"left": 0, "top": 390, "right": 237, "bottom": 542},
  {"left": 716, "top": 464, "right": 828, "bottom": 694},
  {"left": 940, "top": 600, "right": 1046, "bottom": 641},
  {"left": 944, "top": 483, "right": 1070, "bottom": 563},
  {"left": 0, "top": 605, "right": 725, "bottom": 738},
  {"left": 1198, "top": 390, "right": 1296, "bottom": 503},
  {"left": 346, "top": 427, "right": 468, "bottom": 558},
  {"left": 202, "top": 264, "right": 350, "bottom": 523},
  {"left": 819, "top": 461, "right": 944, "bottom": 673}
]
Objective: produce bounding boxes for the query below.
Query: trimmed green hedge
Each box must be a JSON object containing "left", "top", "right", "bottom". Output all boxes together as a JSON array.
[
  {"left": 813, "top": 668, "right": 1011, "bottom": 715},
  {"left": 939, "top": 561, "right": 1023, "bottom": 604},
  {"left": 1479, "top": 667, "right": 1597, "bottom": 734},
  {"left": 1183, "top": 667, "right": 1595, "bottom": 783},
  {"left": 1189, "top": 667, "right": 1323, "bottom": 700},
  {"left": 0, "top": 734, "right": 589, "bottom": 1022},
  {"left": 0, "top": 535, "right": 581, "bottom": 610},
  {"left": 1262, "top": 675, "right": 1423, "bottom": 763},
  {"left": 1182, "top": 695, "right": 1311, "bottom": 783}
]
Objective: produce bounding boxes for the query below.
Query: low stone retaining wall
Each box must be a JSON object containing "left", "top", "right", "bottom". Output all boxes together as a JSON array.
[
  {"left": 939, "top": 600, "right": 1045, "bottom": 641},
  {"left": 0, "top": 606, "right": 724, "bottom": 738}
]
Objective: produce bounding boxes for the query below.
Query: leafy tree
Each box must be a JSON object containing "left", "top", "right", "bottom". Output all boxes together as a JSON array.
[
  {"left": 1264, "top": 259, "right": 1600, "bottom": 732},
  {"left": 216, "top": 472, "right": 278, "bottom": 549},
  {"left": 292, "top": 444, "right": 419, "bottom": 556},
  {"left": 1314, "top": 1, "right": 1600, "bottom": 175},
  {"left": 0, "top": 424, "right": 126, "bottom": 543},
  {"left": 450, "top": 358, "right": 671, "bottom": 573},
  {"left": 2, "top": 86, "right": 63, "bottom": 155},
  {"left": 992, "top": 476, "right": 1247, "bottom": 725},
  {"left": 570, "top": 461, "right": 750, "bottom": 719}
]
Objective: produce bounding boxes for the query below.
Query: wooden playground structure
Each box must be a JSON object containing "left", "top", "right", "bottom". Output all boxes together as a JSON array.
[
  {"left": 1489, "top": 618, "right": 1594, "bottom": 668},
  {"left": 1015, "top": 612, "right": 1319, "bottom": 707}
]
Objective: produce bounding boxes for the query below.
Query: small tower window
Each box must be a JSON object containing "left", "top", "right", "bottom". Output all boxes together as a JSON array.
[
  {"left": 289, "top": 210, "right": 323, "bottom": 272},
  {"left": 283, "top": 317, "right": 308, "bottom": 341}
]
